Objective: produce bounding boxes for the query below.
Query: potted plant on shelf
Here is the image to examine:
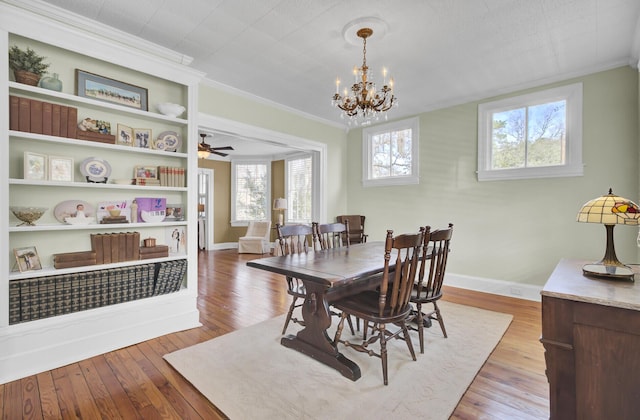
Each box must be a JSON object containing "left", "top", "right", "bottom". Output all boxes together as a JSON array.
[{"left": 8, "top": 45, "right": 50, "bottom": 86}]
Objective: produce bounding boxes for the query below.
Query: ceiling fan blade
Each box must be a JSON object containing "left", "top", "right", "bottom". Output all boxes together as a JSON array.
[
  {"left": 211, "top": 146, "right": 234, "bottom": 151},
  {"left": 212, "top": 150, "right": 229, "bottom": 157}
]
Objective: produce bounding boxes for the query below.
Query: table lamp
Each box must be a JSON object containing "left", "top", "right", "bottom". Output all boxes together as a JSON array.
[
  {"left": 273, "top": 198, "right": 287, "bottom": 226},
  {"left": 576, "top": 188, "right": 640, "bottom": 280}
]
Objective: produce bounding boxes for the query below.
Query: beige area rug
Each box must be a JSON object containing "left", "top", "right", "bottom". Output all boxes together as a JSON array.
[{"left": 164, "top": 301, "right": 512, "bottom": 419}]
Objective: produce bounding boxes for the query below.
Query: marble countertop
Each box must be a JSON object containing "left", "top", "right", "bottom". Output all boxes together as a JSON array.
[{"left": 542, "top": 259, "right": 640, "bottom": 311}]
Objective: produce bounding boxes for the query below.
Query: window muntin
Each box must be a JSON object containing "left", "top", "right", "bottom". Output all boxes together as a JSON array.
[
  {"left": 231, "top": 160, "right": 270, "bottom": 225},
  {"left": 363, "top": 117, "right": 419, "bottom": 187},
  {"left": 286, "top": 154, "right": 313, "bottom": 224},
  {"left": 478, "top": 83, "right": 583, "bottom": 181}
]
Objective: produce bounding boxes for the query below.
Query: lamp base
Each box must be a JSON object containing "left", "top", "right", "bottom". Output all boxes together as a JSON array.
[{"left": 582, "top": 263, "right": 635, "bottom": 281}]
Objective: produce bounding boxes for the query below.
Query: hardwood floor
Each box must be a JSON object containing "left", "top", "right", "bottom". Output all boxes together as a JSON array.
[{"left": 1, "top": 250, "right": 549, "bottom": 419}]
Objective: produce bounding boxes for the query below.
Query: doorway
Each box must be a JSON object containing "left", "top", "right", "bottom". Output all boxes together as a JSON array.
[{"left": 197, "top": 168, "right": 214, "bottom": 250}]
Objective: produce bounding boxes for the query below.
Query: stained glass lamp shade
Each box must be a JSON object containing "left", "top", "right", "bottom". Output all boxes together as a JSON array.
[{"left": 576, "top": 188, "right": 640, "bottom": 280}]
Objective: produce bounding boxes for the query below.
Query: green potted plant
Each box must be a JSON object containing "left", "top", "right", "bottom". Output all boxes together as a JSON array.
[{"left": 8, "top": 45, "right": 50, "bottom": 86}]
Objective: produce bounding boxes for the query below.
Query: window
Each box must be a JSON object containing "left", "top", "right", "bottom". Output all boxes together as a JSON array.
[
  {"left": 362, "top": 117, "right": 419, "bottom": 187},
  {"left": 477, "top": 83, "right": 583, "bottom": 181},
  {"left": 231, "top": 160, "right": 270, "bottom": 226},
  {"left": 286, "top": 154, "right": 313, "bottom": 223}
]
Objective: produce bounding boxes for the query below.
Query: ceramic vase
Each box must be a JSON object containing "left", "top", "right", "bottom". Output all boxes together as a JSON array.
[{"left": 38, "top": 73, "right": 63, "bottom": 91}]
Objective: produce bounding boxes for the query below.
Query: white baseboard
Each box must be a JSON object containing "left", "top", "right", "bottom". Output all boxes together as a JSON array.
[{"left": 446, "top": 273, "right": 541, "bottom": 302}]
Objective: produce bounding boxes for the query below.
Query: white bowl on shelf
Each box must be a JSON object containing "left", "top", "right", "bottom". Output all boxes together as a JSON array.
[{"left": 156, "top": 102, "right": 186, "bottom": 118}]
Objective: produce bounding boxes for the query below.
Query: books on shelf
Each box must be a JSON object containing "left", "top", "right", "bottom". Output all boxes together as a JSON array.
[
  {"left": 158, "top": 166, "right": 186, "bottom": 187},
  {"left": 9, "top": 95, "right": 79, "bottom": 139}
]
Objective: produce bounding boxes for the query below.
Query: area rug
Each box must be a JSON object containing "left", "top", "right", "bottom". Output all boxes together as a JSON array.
[{"left": 164, "top": 301, "right": 512, "bottom": 419}]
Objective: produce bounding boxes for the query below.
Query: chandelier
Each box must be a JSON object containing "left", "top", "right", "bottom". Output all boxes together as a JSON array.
[{"left": 332, "top": 27, "right": 397, "bottom": 125}]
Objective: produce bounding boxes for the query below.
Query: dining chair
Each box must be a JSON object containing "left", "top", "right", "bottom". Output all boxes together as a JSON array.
[
  {"left": 313, "top": 221, "right": 356, "bottom": 335},
  {"left": 409, "top": 223, "right": 453, "bottom": 353},
  {"left": 332, "top": 228, "right": 425, "bottom": 385},
  {"left": 275, "top": 223, "right": 315, "bottom": 334},
  {"left": 336, "top": 215, "right": 367, "bottom": 244}
]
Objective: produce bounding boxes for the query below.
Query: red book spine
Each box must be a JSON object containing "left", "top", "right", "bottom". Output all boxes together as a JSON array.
[
  {"left": 18, "top": 97, "right": 31, "bottom": 132},
  {"left": 9, "top": 96, "right": 19, "bottom": 131},
  {"left": 67, "top": 106, "right": 78, "bottom": 139},
  {"left": 42, "top": 102, "right": 53, "bottom": 135},
  {"left": 29, "top": 99, "right": 43, "bottom": 134},
  {"left": 51, "top": 104, "right": 61, "bottom": 136},
  {"left": 59, "top": 106, "right": 68, "bottom": 138}
]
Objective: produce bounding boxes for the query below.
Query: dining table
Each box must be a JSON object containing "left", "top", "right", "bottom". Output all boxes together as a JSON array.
[{"left": 247, "top": 241, "right": 389, "bottom": 381}]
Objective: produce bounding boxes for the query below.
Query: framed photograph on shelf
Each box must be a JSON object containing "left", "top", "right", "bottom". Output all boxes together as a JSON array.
[
  {"left": 165, "top": 204, "right": 184, "bottom": 221},
  {"left": 134, "top": 166, "right": 158, "bottom": 179},
  {"left": 116, "top": 123, "right": 133, "bottom": 146},
  {"left": 48, "top": 155, "right": 74, "bottom": 182},
  {"left": 75, "top": 69, "right": 148, "bottom": 111},
  {"left": 13, "top": 246, "right": 42, "bottom": 272},
  {"left": 134, "top": 128, "right": 152, "bottom": 148},
  {"left": 24, "top": 152, "right": 47, "bottom": 181}
]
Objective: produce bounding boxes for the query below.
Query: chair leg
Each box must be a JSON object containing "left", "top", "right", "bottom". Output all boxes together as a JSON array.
[
  {"left": 401, "top": 322, "right": 417, "bottom": 361},
  {"left": 379, "top": 323, "right": 388, "bottom": 386},
  {"left": 346, "top": 315, "right": 356, "bottom": 335},
  {"left": 333, "top": 312, "right": 347, "bottom": 344},
  {"left": 433, "top": 301, "right": 447, "bottom": 338},
  {"left": 415, "top": 302, "right": 425, "bottom": 354},
  {"left": 282, "top": 296, "right": 298, "bottom": 335}
]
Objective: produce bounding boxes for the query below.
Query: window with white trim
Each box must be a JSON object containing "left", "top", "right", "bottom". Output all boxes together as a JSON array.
[
  {"left": 231, "top": 160, "right": 270, "bottom": 226},
  {"left": 477, "top": 83, "right": 583, "bottom": 181},
  {"left": 362, "top": 117, "right": 419, "bottom": 187},
  {"left": 286, "top": 154, "right": 313, "bottom": 224}
]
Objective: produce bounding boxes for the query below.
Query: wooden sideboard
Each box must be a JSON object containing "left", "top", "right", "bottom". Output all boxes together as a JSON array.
[{"left": 541, "top": 259, "right": 640, "bottom": 419}]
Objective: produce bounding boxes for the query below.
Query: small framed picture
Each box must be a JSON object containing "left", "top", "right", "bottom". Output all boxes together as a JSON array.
[
  {"left": 14, "top": 246, "right": 43, "bottom": 272},
  {"left": 116, "top": 124, "right": 133, "bottom": 146},
  {"left": 48, "top": 155, "right": 74, "bottom": 182},
  {"left": 134, "top": 128, "right": 152, "bottom": 148},
  {"left": 24, "top": 152, "right": 48, "bottom": 180},
  {"left": 165, "top": 204, "right": 184, "bottom": 221},
  {"left": 134, "top": 166, "right": 158, "bottom": 179},
  {"left": 166, "top": 226, "right": 187, "bottom": 254}
]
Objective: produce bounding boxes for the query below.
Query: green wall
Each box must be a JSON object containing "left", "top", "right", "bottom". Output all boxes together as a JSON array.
[
  {"left": 198, "top": 67, "right": 638, "bottom": 288},
  {"left": 345, "top": 66, "right": 639, "bottom": 287}
]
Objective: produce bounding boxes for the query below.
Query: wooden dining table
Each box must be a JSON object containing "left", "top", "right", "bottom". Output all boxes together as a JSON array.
[{"left": 247, "top": 241, "right": 389, "bottom": 381}]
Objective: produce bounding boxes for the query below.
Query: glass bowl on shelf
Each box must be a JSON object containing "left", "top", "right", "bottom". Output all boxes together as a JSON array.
[{"left": 10, "top": 206, "right": 48, "bottom": 226}]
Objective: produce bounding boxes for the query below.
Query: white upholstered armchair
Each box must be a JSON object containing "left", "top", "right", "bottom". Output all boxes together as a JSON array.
[{"left": 238, "top": 221, "right": 272, "bottom": 254}]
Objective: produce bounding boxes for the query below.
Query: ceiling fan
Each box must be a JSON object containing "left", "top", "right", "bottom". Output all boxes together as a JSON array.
[{"left": 198, "top": 133, "right": 234, "bottom": 157}]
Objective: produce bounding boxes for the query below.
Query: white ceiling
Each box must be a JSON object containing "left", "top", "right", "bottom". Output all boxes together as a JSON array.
[{"left": 23, "top": 0, "right": 640, "bottom": 155}]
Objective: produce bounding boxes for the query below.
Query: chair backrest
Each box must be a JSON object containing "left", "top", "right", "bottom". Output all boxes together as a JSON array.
[
  {"left": 314, "top": 221, "right": 350, "bottom": 250},
  {"left": 378, "top": 228, "right": 425, "bottom": 317},
  {"left": 245, "top": 221, "right": 271, "bottom": 239},
  {"left": 336, "top": 215, "right": 366, "bottom": 244},
  {"left": 416, "top": 223, "right": 453, "bottom": 301},
  {"left": 276, "top": 224, "right": 314, "bottom": 255}
]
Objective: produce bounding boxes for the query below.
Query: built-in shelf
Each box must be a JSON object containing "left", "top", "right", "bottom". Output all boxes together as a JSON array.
[
  {"left": 8, "top": 220, "right": 187, "bottom": 232},
  {"left": 9, "top": 178, "right": 187, "bottom": 191}
]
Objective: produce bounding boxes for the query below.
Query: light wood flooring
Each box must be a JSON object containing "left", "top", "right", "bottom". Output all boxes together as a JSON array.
[{"left": 1, "top": 249, "right": 550, "bottom": 419}]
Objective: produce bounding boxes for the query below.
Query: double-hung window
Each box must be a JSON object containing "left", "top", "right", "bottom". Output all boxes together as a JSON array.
[
  {"left": 231, "top": 160, "right": 270, "bottom": 226},
  {"left": 477, "top": 83, "right": 583, "bottom": 181},
  {"left": 362, "top": 117, "right": 419, "bottom": 187},
  {"left": 286, "top": 154, "right": 313, "bottom": 224}
]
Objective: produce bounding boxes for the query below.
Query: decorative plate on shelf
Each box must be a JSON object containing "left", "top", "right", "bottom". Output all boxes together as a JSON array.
[
  {"left": 156, "top": 131, "right": 182, "bottom": 152},
  {"left": 53, "top": 200, "right": 95, "bottom": 223},
  {"left": 153, "top": 138, "right": 167, "bottom": 151},
  {"left": 80, "top": 157, "right": 112, "bottom": 181}
]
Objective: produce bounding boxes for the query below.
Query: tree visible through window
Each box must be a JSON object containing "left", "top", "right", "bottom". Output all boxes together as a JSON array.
[
  {"left": 491, "top": 100, "right": 566, "bottom": 169},
  {"left": 363, "top": 117, "right": 419, "bottom": 187},
  {"left": 478, "top": 83, "right": 583, "bottom": 181},
  {"left": 233, "top": 161, "right": 269, "bottom": 222}
]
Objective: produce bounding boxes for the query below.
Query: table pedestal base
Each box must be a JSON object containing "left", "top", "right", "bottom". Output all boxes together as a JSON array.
[{"left": 281, "top": 335, "right": 361, "bottom": 381}]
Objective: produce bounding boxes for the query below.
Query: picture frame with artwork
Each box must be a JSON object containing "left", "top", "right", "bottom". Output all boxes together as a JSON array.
[
  {"left": 116, "top": 123, "right": 133, "bottom": 146},
  {"left": 133, "top": 128, "right": 152, "bottom": 148},
  {"left": 165, "top": 204, "right": 184, "bottom": 221},
  {"left": 75, "top": 69, "right": 148, "bottom": 111},
  {"left": 24, "top": 151, "right": 47, "bottom": 181},
  {"left": 134, "top": 166, "right": 158, "bottom": 179},
  {"left": 13, "top": 246, "right": 42, "bottom": 272},
  {"left": 48, "top": 155, "right": 74, "bottom": 182},
  {"left": 166, "top": 226, "right": 187, "bottom": 254}
]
